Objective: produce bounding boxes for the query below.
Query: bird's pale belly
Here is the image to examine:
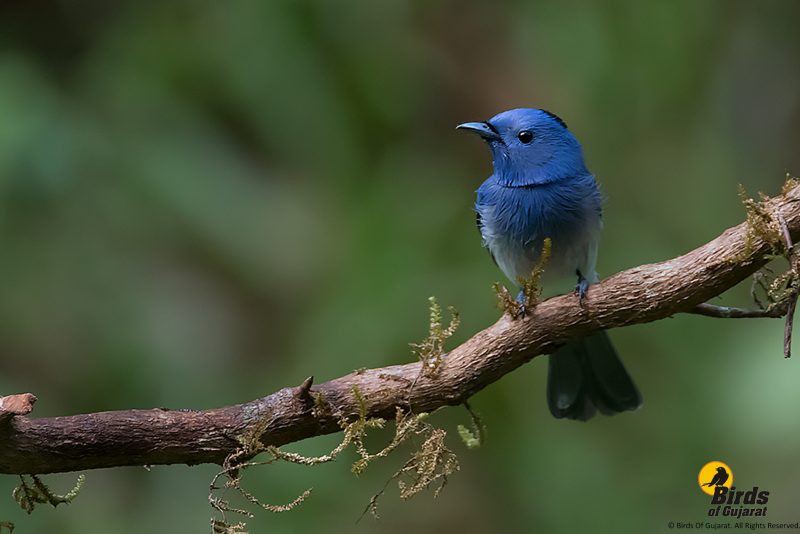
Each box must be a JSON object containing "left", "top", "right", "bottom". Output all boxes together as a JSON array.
[{"left": 479, "top": 205, "right": 601, "bottom": 292}]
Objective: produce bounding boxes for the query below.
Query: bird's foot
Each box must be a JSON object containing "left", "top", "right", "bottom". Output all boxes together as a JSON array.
[
  {"left": 575, "top": 270, "right": 589, "bottom": 306},
  {"left": 515, "top": 290, "right": 528, "bottom": 317}
]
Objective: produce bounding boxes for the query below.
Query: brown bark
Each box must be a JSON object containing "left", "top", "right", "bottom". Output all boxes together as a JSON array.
[
  {"left": 2, "top": 184, "right": 799, "bottom": 476},
  {"left": 0, "top": 394, "right": 37, "bottom": 423}
]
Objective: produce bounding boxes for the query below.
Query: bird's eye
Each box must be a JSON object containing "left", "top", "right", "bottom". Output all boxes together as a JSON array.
[{"left": 517, "top": 130, "right": 533, "bottom": 144}]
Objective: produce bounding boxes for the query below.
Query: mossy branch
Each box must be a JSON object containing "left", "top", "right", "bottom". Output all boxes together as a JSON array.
[{"left": 3, "top": 180, "right": 800, "bottom": 517}]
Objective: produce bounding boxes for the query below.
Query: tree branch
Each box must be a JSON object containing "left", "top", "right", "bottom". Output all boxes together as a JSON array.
[
  {"left": 774, "top": 208, "right": 800, "bottom": 357},
  {"left": 690, "top": 302, "right": 787, "bottom": 318},
  {"left": 3, "top": 183, "right": 800, "bottom": 476}
]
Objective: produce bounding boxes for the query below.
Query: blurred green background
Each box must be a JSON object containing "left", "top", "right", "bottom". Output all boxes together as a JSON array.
[{"left": 2, "top": 1, "right": 800, "bottom": 532}]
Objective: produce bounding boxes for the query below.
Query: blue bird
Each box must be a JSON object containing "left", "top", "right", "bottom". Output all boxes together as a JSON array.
[{"left": 457, "top": 108, "right": 642, "bottom": 421}]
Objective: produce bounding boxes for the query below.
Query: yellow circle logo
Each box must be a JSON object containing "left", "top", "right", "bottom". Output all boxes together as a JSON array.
[{"left": 698, "top": 461, "right": 734, "bottom": 496}]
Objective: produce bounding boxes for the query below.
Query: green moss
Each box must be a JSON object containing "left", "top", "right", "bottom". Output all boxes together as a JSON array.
[
  {"left": 739, "top": 178, "right": 800, "bottom": 312},
  {"left": 210, "top": 311, "right": 468, "bottom": 529},
  {"left": 494, "top": 237, "right": 552, "bottom": 318},
  {"left": 736, "top": 184, "right": 784, "bottom": 262},
  {"left": 12, "top": 474, "right": 85, "bottom": 514},
  {"left": 410, "top": 297, "right": 460, "bottom": 378},
  {"left": 312, "top": 391, "right": 332, "bottom": 419},
  {"left": 360, "top": 410, "right": 459, "bottom": 520},
  {"left": 457, "top": 402, "right": 485, "bottom": 449},
  {"left": 781, "top": 174, "right": 800, "bottom": 196},
  {"left": 493, "top": 282, "right": 520, "bottom": 317}
]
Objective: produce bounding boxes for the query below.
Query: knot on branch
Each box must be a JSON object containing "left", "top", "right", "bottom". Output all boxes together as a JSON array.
[{"left": 0, "top": 393, "right": 37, "bottom": 423}]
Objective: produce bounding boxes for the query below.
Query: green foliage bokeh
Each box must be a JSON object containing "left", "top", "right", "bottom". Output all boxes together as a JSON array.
[{"left": 2, "top": 1, "right": 800, "bottom": 532}]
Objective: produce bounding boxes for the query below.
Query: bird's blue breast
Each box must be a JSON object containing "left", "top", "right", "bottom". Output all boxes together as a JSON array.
[{"left": 476, "top": 174, "right": 602, "bottom": 285}]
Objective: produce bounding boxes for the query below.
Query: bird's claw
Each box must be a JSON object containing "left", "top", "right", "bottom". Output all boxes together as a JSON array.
[{"left": 575, "top": 270, "right": 589, "bottom": 307}]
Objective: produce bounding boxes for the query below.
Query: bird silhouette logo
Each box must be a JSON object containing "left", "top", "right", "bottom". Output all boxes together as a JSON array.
[
  {"left": 697, "top": 461, "right": 734, "bottom": 496},
  {"left": 703, "top": 467, "right": 730, "bottom": 487}
]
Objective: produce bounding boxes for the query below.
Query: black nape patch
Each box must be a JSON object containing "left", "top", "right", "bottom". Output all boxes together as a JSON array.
[{"left": 540, "top": 109, "right": 568, "bottom": 129}]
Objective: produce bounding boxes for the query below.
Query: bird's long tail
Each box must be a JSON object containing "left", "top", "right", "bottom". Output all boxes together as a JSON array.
[{"left": 546, "top": 331, "right": 642, "bottom": 421}]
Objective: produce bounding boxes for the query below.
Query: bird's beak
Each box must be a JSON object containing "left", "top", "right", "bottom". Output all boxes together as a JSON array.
[{"left": 456, "top": 121, "right": 501, "bottom": 141}]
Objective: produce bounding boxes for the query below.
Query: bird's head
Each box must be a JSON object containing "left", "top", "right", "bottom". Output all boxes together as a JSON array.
[{"left": 457, "top": 108, "right": 588, "bottom": 187}]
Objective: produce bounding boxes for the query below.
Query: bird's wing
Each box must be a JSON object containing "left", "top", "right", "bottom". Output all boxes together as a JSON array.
[
  {"left": 475, "top": 185, "right": 500, "bottom": 267},
  {"left": 476, "top": 210, "right": 498, "bottom": 266}
]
